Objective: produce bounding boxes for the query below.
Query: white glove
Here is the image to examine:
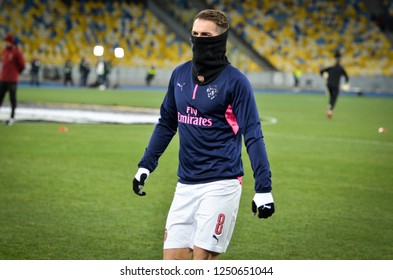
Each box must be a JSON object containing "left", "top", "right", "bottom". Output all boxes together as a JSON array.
[
  {"left": 132, "top": 168, "right": 150, "bottom": 196},
  {"left": 252, "top": 193, "right": 275, "bottom": 219}
]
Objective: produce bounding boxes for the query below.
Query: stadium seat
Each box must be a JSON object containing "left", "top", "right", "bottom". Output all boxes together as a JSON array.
[{"left": 2, "top": 0, "right": 392, "bottom": 76}]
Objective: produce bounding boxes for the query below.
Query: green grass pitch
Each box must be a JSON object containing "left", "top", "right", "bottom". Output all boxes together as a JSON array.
[{"left": 0, "top": 87, "right": 392, "bottom": 260}]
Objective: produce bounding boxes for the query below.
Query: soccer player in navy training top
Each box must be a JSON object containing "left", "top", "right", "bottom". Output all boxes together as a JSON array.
[{"left": 132, "top": 9, "right": 275, "bottom": 260}]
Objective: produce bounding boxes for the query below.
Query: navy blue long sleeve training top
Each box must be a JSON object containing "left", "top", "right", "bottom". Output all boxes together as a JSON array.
[{"left": 138, "top": 61, "right": 272, "bottom": 193}]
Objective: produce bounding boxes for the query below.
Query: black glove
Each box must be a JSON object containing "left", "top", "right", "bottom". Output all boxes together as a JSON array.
[
  {"left": 252, "top": 193, "right": 275, "bottom": 219},
  {"left": 133, "top": 168, "right": 150, "bottom": 196}
]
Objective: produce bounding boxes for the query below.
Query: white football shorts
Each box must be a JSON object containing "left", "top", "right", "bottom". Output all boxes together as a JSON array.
[{"left": 163, "top": 179, "right": 242, "bottom": 253}]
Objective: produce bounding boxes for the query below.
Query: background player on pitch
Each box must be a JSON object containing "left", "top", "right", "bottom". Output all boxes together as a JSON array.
[
  {"left": 132, "top": 9, "right": 275, "bottom": 260},
  {"left": 320, "top": 51, "right": 349, "bottom": 119},
  {"left": 0, "top": 33, "right": 25, "bottom": 126}
]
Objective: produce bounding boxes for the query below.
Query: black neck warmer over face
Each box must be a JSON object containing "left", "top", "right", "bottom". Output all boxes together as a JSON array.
[{"left": 191, "top": 30, "right": 229, "bottom": 85}]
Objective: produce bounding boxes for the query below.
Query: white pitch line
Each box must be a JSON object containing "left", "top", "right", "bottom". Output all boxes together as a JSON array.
[
  {"left": 265, "top": 132, "right": 393, "bottom": 148},
  {"left": 2, "top": 106, "right": 390, "bottom": 148},
  {"left": 1, "top": 106, "right": 278, "bottom": 126},
  {"left": 0, "top": 107, "right": 160, "bottom": 124}
]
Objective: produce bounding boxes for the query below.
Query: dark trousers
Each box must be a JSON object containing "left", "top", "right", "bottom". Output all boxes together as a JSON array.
[
  {"left": 327, "top": 86, "right": 339, "bottom": 110},
  {"left": 145, "top": 74, "right": 154, "bottom": 86},
  {"left": 0, "top": 82, "right": 17, "bottom": 118},
  {"left": 30, "top": 72, "right": 40, "bottom": 86},
  {"left": 80, "top": 74, "right": 89, "bottom": 87},
  {"left": 64, "top": 74, "right": 74, "bottom": 86}
]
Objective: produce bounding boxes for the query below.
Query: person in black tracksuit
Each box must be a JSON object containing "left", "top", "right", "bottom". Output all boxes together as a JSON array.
[
  {"left": 79, "top": 57, "right": 90, "bottom": 87},
  {"left": 320, "top": 53, "right": 349, "bottom": 119},
  {"left": 30, "top": 57, "right": 41, "bottom": 86},
  {"left": 63, "top": 59, "right": 74, "bottom": 86}
]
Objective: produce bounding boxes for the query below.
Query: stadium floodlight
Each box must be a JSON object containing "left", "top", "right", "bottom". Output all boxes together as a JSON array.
[
  {"left": 114, "top": 47, "right": 124, "bottom": 58},
  {"left": 93, "top": 45, "right": 104, "bottom": 57}
]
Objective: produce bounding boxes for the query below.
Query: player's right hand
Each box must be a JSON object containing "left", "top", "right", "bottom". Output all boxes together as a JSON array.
[{"left": 133, "top": 168, "right": 150, "bottom": 196}]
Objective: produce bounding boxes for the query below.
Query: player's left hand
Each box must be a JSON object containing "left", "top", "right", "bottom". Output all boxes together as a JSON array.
[{"left": 252, "top": 193, "right": 275, "bottom": 219}]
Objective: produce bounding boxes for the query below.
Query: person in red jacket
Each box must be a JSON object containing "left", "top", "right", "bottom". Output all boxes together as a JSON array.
[{"left": 0, "top": 34, "right": 26, "bottom": 126}]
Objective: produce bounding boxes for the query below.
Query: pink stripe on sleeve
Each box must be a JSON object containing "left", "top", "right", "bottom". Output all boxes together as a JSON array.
[{"left": 225, "top": 104, "right": 239, "bottom": 134}]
